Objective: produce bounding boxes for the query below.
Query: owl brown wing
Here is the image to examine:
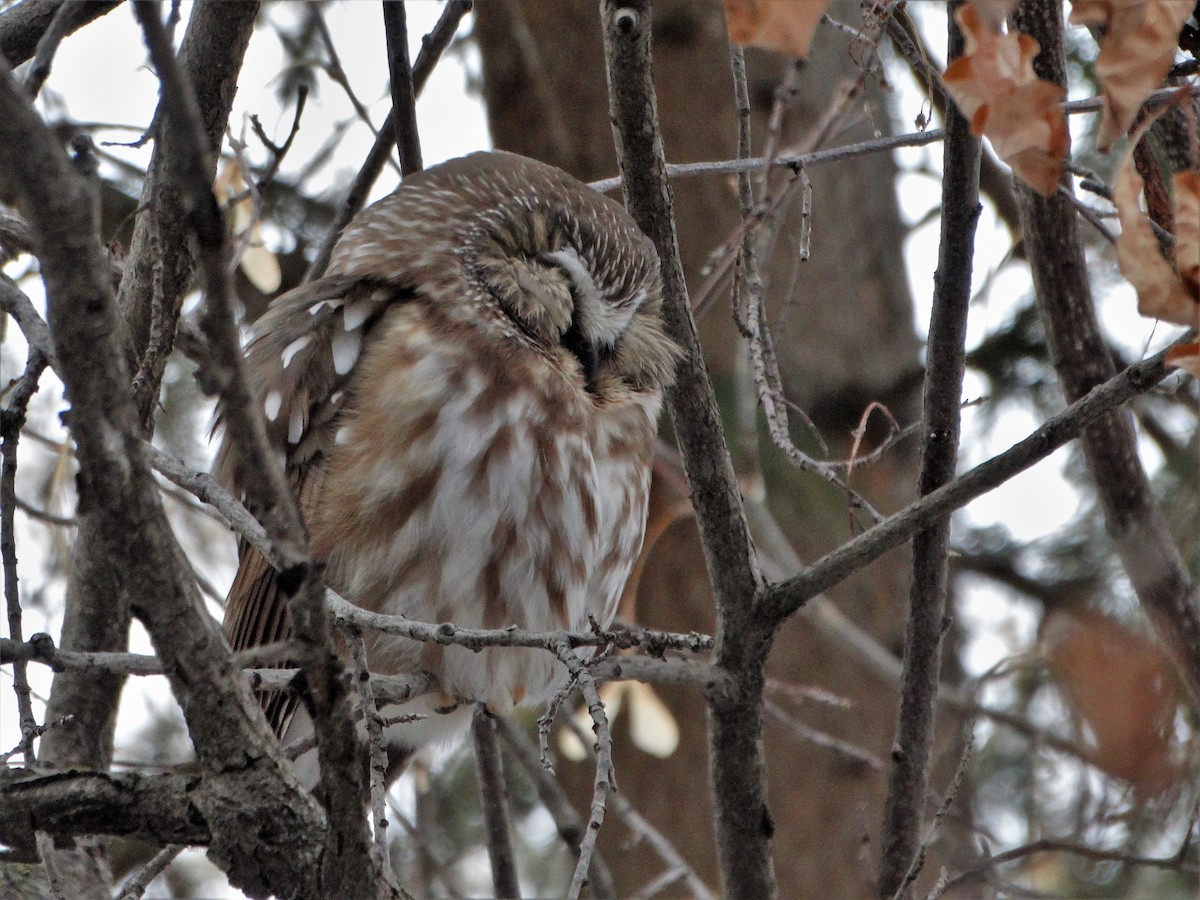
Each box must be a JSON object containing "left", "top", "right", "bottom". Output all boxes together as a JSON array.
[
  {"left": 218, "top": 274, "right": 413, "bottom": 738},
  {"left": 213, "top": 274, "right": 407, "bottom": 490},
  {"left": 223, "top": 464, "right": 329, "bottom": 737}
]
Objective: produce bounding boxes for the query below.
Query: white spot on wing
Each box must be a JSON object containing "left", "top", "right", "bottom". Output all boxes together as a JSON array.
[
  {"left": 331, "top": 327, "right": 362, "bottom": 375},
  {"left": 343, "top": 299, "right": 372, "bottom": 330},
  {"left": 335, "top": 425, "right": 351, "bottom": 446},
  {"left": 264, "top": 390, "right": 283, "bottom": 421},
  {"left": 282, "top": 334, "right": 313, "bottom": 368}
]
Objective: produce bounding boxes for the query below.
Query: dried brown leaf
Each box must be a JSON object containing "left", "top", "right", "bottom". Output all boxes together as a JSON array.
[
  {"left": 1166, "top": 340, "right": 1200, "bottom": 376},
  {"left": 722, "top": 0, "right": 831, "bottom": 59},
  {"left": 1069, "top": 0, "right": 1192, "bottom": 151},
  {"left": 1041, "top": 608, "right": 1182, "bottom": 795},
  {"left": 1113, "top": 115, "right": 1200, "bottom": 332},
  {"left": 942, "top": 3, "right": 1067, "bottom": 196}
]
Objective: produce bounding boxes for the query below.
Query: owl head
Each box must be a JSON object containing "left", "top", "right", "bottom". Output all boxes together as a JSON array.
[{"left": 330, "top": 151, "right": 680, "bottom": 400}]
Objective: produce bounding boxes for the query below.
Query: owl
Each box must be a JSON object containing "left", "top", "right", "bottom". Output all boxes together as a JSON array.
[{"left": 217, "top": 151, "right": 679, "bottom": 783}]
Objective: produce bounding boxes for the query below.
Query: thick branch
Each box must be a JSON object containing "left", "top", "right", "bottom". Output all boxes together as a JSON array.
[
  {"left": 131, "top": 5, "right": 374, "bottom": 894},
  {"left": 0, "top": 770, "right": 208, "bottom": 851},
  {"left": 116, "top": 1, "right": 259, "bottom": 428},
  {"left": 763, "top": 344, "right": 1183, "bottom": 621},
  {"left": 1011, "top": 0, "right": 1200, "bottom": 703},
  {"left": 0, "top": 17, "right": 328, "bottom": 899},
  {"left": 600, "top": 3, "right": 773, "bottom": 897}
]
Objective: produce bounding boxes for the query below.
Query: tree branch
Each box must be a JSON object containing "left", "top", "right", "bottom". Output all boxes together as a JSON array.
[
  {"left": 0, "top": 770, "right": 208, "bottom": 851},
  {"left": 381, "top": 0, "right": 422, "bottom": 177},
  {"left": 0, "top": 9, "right": 345, "bottom": 897},
  {"left": 495, "top": 717, "right": 618, "bottom": 899},
  {"left": 303, "top": 0, "right": 472, "bottom": 282},
  {"left": 878, "top": 6, "right": 980, "bottom": 896},
  {"left": 762, "top": 342, "right": 1183, "bottom": 623},
  {"left": 130, "top": 5, "right": 375, "bottom": 895},
  {"left": 599, "top": 3, "right": 773, "bottom": 896},
  {"left": 1011, "top": 0, "right": 1200, "bottom": 704},
  {"left": 471, "top": 707, "right": 520, "bottom": 899},
  {"left": 0, "top": 0, "right": 119, "bottom": 67}
]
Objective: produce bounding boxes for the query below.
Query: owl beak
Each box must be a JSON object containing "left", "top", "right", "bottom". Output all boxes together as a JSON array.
[{"left": 562, "top": 320, "right": 601, "bottom": 393}]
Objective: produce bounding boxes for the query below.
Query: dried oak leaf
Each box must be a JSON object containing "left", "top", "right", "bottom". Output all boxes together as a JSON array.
[
  {"left": 1068, "top": 0, "right": 1192, "bottom": 151},
  {"left": 1113, "top": 143, "right": 1200, "bottom": 334},
  {"left": 722, "top": 0, "right": 831, "bottom": 58},
  {"left": 942, "top": 3, "right": 1068, "bottom": 196},
  {"left": 1041, "top": 607, "right": 1182, "bottom": 795}
]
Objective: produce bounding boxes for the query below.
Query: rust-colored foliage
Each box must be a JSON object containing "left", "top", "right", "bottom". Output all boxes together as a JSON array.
[
  {"left": 722, "top": 0, "right": 831, "bottom": 59},
  {"left": 1112, "top": 106, "right": 1200, "bottom": 374},
  {"left": 1041, "top": 607, "right": 1183, "bottom": 795},
  {"left": 1069, "top": 0, "right": 1193, "bottom": 151},
  {"left": 942, "top": 3, "right": 1068, "bottom": 196}
]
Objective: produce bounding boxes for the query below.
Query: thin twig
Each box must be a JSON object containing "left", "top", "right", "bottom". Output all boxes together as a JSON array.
[
  {"left": 762, "top": 337, "right": 1187, "bottom": 623},
  {"left": 891, "top": 730, "right": 975, "bottom": 900},
  {"left": 312, "top": 9, "right": 384, "bottom": 143},
  {"left": 250, "top": 84, "right": 308, "bottom": 191},
  {"left": 0, "top": 273, "right": 57, "bottom": 368},
  {"left": 329, "top": 590, "right": 713, "bottom": 655},
  {"left": 2, "top": 353, "right": 49, "bottom": 764},
  {"left": 347, "top": 630, "right": 400, "bottom": 894},
  {"left": 12, "top": 495, "right": 75, "bottom": 528},
  {"left": 382, "top": 0, "right": 422, "bottom": 177},
  {"left": 114, "top": 843, "right": 185, "bottom": 900},
  {"left": 587, "top": 86, "right": 1197, "bottom": 196},
  {"left": 495, "top": 717, "right": 617, "bottom": 899},
  {"left": 303, "top": 0, "right": 471, "bottom": 282},
  {"left": 554, "top": 640, "right": 614, "bottom": 900},
  {"left": 764, "top": 699, "right": 884, "bottom": 772},
  {"left": 22, "top": 0, "right": 82, "bottom": 99},
  {"left": 945, "top": 836, "right": 1200, "bottom": 891}
]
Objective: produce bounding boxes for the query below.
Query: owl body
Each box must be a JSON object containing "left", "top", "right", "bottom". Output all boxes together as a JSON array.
[{"left": 220, "top": 152, "right": 677, "bottom": 771}]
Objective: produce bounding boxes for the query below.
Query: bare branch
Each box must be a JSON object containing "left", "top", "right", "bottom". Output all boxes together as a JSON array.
[
  {"left": 113, "top": 844, "right": 184, "bottom": 900},
  {"left": 304, "top": 0, "right": 472, "bottom": 282},
  {"left": 545, "top": 640, "right": 616, "bottom": 900},
  {"left": 878, "top": 9, "right": 980, "bottom": 896},
  {"left": 22, "top": 0, "right": 84, "bottom": 99},
  {"left": 0, "top": 769, "right": 208, "bottom": 850},
  {"left": 0, "top": 0, "right": 120, "bottom": 68},
  {"left": 1012, "top": 0, "right": 1200, "bottom": 704},
  {"left": 347, "top": 632, "right": 400, "bottom": 895},
  {"left": 762, "top": 341, "right": 1185, "bottom": 623},
  {"left": 495, "top": 717, "right": 617, "bottom": 899},
  {"left": 471, "top": 706, "right": 520, "bottom": 899},
  {"left": 132, "top": 5, "right": 376, "bottom": 891},
  {"left": 2, "top": 352, "right": 49, "bottom": 765},
  {"left": 600, "top": 6, "right": 772, "bottom": 893},
  {"left": 382, "top": 0, "right": 422, "bottom": 177}
]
